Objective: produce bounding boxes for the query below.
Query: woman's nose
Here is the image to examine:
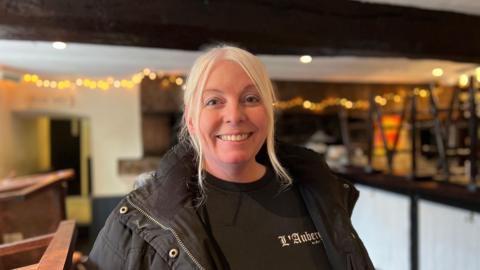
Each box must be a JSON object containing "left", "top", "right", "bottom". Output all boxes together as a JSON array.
[{"left": 224, "top": 102, "right": 246, "bottom": 124}]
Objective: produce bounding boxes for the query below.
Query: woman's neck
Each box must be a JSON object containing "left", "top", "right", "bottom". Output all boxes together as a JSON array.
[{"left": 204, "top": 161, "right": 266, "bottom": 183}]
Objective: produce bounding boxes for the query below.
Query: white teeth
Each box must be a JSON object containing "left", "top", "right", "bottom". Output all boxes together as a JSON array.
[{"left": 218, "top": 133, "right": 250, "bottom": 141}]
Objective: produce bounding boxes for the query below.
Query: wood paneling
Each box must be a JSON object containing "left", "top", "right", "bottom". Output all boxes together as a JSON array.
[{"left": 1, "top": 0, "right": 480, "bottom": 61}]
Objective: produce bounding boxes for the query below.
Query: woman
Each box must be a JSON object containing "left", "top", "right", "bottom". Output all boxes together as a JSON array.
[{"left": 88, "top": 46, "right": 374, "bottom": 269}]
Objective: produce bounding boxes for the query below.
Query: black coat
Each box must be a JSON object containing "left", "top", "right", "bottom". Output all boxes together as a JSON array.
[{"left": 88, "top": 143, "right": 374, "bottom": 270}]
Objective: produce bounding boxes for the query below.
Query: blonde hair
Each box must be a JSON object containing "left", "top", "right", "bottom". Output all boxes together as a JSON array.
[{"left": 179, "top": 45, "right": 292, "bottom": 200}]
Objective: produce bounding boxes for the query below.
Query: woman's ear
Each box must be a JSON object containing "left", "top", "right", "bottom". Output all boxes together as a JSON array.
[{"left": 184, "top": 106, "right": 195, "bottom": 134}]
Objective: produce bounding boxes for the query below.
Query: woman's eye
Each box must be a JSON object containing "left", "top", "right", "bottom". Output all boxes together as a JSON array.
[
  {"left": 205, "top": 98, "right": 220, "bottom": 106},
  {"left": 245, "top": 95, "right": 260, "bottom": 104}
]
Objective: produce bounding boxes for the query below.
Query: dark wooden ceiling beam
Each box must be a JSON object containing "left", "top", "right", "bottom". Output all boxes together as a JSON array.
[{"left": 1, "top": 0, "right": 480, "bottom": 62}]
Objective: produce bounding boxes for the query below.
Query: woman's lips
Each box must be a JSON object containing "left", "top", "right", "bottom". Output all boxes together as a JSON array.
[{"left": 216, "top": 132, "right": 253, "bottom": 142}]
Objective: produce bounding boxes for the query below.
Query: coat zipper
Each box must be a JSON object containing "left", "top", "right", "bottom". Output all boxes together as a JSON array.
[{"left": 126, "top": 196, "right": 205, "bottom": 270}]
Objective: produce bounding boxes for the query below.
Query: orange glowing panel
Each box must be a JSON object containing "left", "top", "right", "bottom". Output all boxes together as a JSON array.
[{"left": 374, "top": 114, "right": 401, "bottom": 151}]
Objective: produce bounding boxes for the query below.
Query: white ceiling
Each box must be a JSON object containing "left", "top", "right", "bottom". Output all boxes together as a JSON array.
[
  {"left": 0, "top": 40, "right": 477, "bottom": 85},
  {"left": 353, "top": 0, "right": 480, "bottom": 16}
]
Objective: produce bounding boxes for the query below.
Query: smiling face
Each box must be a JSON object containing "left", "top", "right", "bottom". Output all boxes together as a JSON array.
[{"left": 189, "top": 60, "right": 268, "bottom": 179}]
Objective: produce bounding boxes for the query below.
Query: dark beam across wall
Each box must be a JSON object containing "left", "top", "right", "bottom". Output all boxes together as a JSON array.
[{"left": 1, "top": 0, "right": 480, "bottom": 62}]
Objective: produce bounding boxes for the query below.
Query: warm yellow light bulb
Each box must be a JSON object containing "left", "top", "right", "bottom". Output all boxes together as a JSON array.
[
  {"left": 143, "top": 68, "right": 151, "bottom": 76},
  {"left": 345, "top": 101, "right": 353, "bottom": 109},
  {"left": 149, "top": 73, "right": 157, "bottom": 80},
  {"left": 31, "top": 75, "right": 39, "bottom": 83},
  {"left": 419, "top": 89, "right": 428, "bottom": 98},
  {"left": 393, "top": 95, "right": 402, "bottom": 103},
  {"left": 432, "top": 68, "right": 444, "bottom": 77},
  {"left": 76, "top": 79, "right": 83, "bottom": 86},
  {"left": 50, "top": 81, "right": 57, "bottom": 88},
  {"left": 459, "top": 74, "right": 469, "bottom": 88},
  {"left": 175, "top": 77, "right": 184, "bottom": 86},
  {"left": 132, "top": 74, "right": 143, "bottom": 84},
  {"left": 113, "top": 80, "right": 121, "bottom": 88},
  {"left": 23, "top": 74, "right": 32, "bottom": 82},
  {"left": 303, "top": 100, "right": 312, "bottom": 109},
  {"left": 98, "top": 80, "right": 109, "bottom": 90}
]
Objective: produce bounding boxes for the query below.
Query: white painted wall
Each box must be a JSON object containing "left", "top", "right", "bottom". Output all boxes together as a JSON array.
[
  {"left": 0, "top": 80, "right": 142, "bottom": 196},
  {"left": 352, "top": 184, "right": 411, "bottom": 270},
  {"left": 419, "top": 200, "right": 480, "bottom": 270}
]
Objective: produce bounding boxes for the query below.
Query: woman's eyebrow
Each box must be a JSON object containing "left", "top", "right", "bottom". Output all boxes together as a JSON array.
[
  {"left": 203, "top": 88, "right": 223, "bottom": 94},
  {"left": 203, "top": 85, "right": 256, "bottom": 95},
  {"left": 242, "top": 84, "right": 257, "bottom": 92}
]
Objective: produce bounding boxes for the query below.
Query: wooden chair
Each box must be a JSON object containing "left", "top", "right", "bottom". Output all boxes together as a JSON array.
[{"left": 0, "top": 220, "right": 77, "bottom": 269}]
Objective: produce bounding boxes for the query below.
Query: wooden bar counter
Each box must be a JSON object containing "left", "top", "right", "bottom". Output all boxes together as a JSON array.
[
  {"left": 335, "top": 166, "right": 480, "bottom": 212},
  {"left": 0, "top": 170, "right": 74, "bottom": 245}
]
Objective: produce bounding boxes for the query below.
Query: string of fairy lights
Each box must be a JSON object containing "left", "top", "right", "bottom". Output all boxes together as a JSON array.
[
  {"left": 275, "top": 87, "right": 480, "bottom": 113},
  {"left": 273, "top": 92, "right": 407, "bottom": 112},
  {"left": 19, "top": 66, "right": 480, "bottom": 113},
  {"left": 21, "top": 68, "right": 185, "bottom": 91}
]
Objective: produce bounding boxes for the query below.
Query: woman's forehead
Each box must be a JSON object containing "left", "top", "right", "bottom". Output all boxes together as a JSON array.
[
  {"left": 202, "top": 84, "right": 257, "bottom": 95},
  {"left": 206, "top": 60, "right": 250, "bottom": 80},
  {"left": 200, "top": 61, "right": 256, "bottom": 92}
]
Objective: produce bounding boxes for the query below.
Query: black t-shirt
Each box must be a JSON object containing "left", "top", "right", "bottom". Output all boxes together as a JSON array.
[{"left": 204, "top": 168, "right": 332, "bottom": 270}]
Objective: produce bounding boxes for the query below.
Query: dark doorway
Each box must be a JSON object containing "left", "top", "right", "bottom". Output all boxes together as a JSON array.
[{"left": 50, "top": 119, "right": 81, "bottom": 195}]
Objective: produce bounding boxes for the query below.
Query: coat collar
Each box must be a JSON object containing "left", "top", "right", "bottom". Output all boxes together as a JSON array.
[{"left": 127, "top": 143, "right": 218, "bottom": 269}]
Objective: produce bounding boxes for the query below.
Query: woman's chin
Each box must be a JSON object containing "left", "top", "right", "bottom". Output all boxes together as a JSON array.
[{"left": 219, "top": 154, "right": 253, "bottom": 165}]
